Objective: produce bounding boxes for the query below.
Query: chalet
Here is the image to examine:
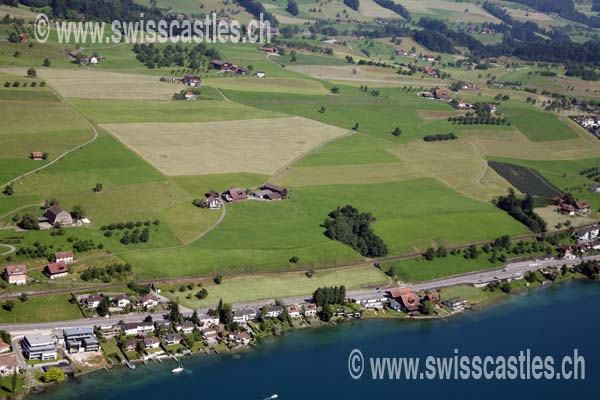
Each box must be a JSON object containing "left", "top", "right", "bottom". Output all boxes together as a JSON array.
[
  {"left": 183, "top": 74, "right": 201, "bottom": 87},
  {"left": 211, "top": 59, "right": 235, "bottom": 71},
  {"left": 259, "top": 46, "right": 278, "bottom": 54},
  {"left": 0, "top": 353, "right": 18, "bottom": 376},
  {"left": 421, "top": 92, "right": 435, "bottom": 99},
  {"left": 82, "top": 294, "right": 103, "bottom": 309},
  {"left": 286, "top": 305, "right": 302, "bottom": 318},
  {"left": 575, "top": 201, "right": 590, "bottom": 214},
  {"left": 114, "top": 294, "right": 131, "bottom": 308},
  {"left": 0, "top": 340, "right": 10, "bottom": 354},
  {"left": 160, "top": 76, "right": 183, "bottom": 84},
  {"left": 390, "top": 288, "right": 420, "bottom": 312},
  {"left": 18, "top": 33, "right": 29, "bottom": 42},
  {"left": 486, "top": 103, "right": 498, "bottom": 113},
  {"left": 233, "top": 308, "right": 257, "bottom": 324},
  {"left": 3, "top": 265, "right": 28, "bottom": 285},
  {"left": 303, "top": 303, "right": 317, "bottom": 317},
  {"left": 261, "top": 183, "right": 288, "bottom": 199},
  {"left": 45, "top": 262, "right": 68, "bottom": 279},
  {"left": 433, "top": 88, "right": 452, "bottom": 101},
  {"left": 442, "top": 297, "right": 468, "bottom": 312},
  {"left": 143, "top": 336, "right": 161, "bottom": 349},
  {"left": 44, "top": 205, "right": 73, "bottom": 226},
  {"left": 54, "top": 251, "right": 75, "bottom": 264},
  {"left": 255, "top": 71, "right": 266, "bottom": 78},
  {"left": 422, "top": 54, "right": 436, "bottom": 62},
  {"left": 263, "top": 305, "right": 283, "bottom": 318},
  {"left": 222, "top": 188, "right": 248, "bottom": 203},
  {"left": 202, "top": 192, "right": 221, "bottom": 209},
  {"left": 455, "top": 99, "right": 472, "bottom": 110},
  {"left": 423, "top": 66, "right": 439, "bottom": 78},
  {"left": 560, "top": 203, "right": 575, "bottom": 216},
  {"left": 140, "top": 294, "right": 159, "bottom": 308},
  {"left": 177, "top": 321, "right": 195, "bottom": 334},
  {"left": 164, "top": 333, "right": 183, "bottom": 345},
  {"left": 123, "top": 339, "right": 138, "bottom": 352},
  {"left": 31, "top": 151, "right": 44, "bottom": 160},
  {"left": 184, "top": 91, "right": 196, "bottom": 100}
]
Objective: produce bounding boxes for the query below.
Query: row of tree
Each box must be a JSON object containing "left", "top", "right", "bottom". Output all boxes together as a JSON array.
[
  {"left": 496, "top": 190, "right": 547, "bottom": 233},
  {"left": 312, "top": 286, "right": 346, "bottom": 307}
]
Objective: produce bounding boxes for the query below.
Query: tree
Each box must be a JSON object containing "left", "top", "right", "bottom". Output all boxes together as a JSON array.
[
  {"left": 26, "top": 68, "right": 37, "bottom": 78},
  {"left": 71, "top": 204, "right": 85, "bottom": 220},
  {"left": 500, "top": 282, "right": 512, "bottom": 293},
  {"left": 195, "top": 288, "right": 208, "bottom": 299},
  {"left": 19, "top": 293, "right": 28, "bottom": 302},
  {"left": 392, "top": 127, "right": 402, "bottom": 137},
  {"left": 18, "top": 214, "right": 39, "bottom": 230},
  {"left": 219, "top": 303, "right": 233, "bottom": 325},
  {"left": 97, "top": 296, "right": 110, "bottom": 317},
  {"left": 43, "top": 58, "right": 51, "bottom": 67},
  {"left": 286, "top": 0, "right": 299, "bottom": 16},
  {"left": 11, "top": 371, "right": 17, "bottom": 393},
  {"left": 330, "top": 86, "right": 340, "bottom": 94},
  {"left": 2, "top": 301, "right": 15, "bottom": 312},
  {"left": 290, "top": 50, "right": 297, "bottom": 62},
  {"left": 352, "top": 122, "right": 359, "bottom": 131},
  {"left": 289, "top": 256, "right": 299, "bottom": 264},
  {"left": 43, "top": 367, "right": 65, "bottom": 383},
  {"left": 2, "top": 184, "right": 14, "bottom": 196},
  {"left": 169, "top": 301, "right": 182, "bottom": 324},
  {"left": 93, "top": 183, "right": 103, "bottom": 193},
  {"left": 421, "top": 300, "right": 435, "bottom": 315},
  {"left": 191, "top": 310, "right": 199, "bottom": 325},
  {"left": 214, "top": 275, "right": 222, "bottom": 284}
]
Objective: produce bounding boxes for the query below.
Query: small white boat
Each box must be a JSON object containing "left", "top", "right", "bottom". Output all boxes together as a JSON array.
[{"left": 171, "top": 357, "right": 184, "bottom": 373}]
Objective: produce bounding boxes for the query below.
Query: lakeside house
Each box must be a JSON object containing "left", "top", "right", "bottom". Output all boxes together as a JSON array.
[
  {"left": 54, "top": 251, "right": 75, "bottom": 264},
  {"left": 22, "top": 334, "right": 57, "bottom": 361},
  {"left": 222, "top": 188, "right": 248, "bottom": 203},
  {"left": 45, "top": 262, "right": 68, "bottom": 279},
  {"left": 143, "top": 336, "right": 161, "bottom": 349},
  {"left": 3, "top": 264, "right": 28, "bottom": 285},
  {"left": 302, "top": 303, "right": 317, "bottom": 317},
  {"left": 286, "top": 305, "right": 301, "bottom": 318},
  {"left": 63, "top": 327, "right": 100, "bottom": 353},
  {"left": 177, "top": 321, "right": 196, "bottom": 334},
  {"left": 44, "top": 205, "right": 73, "bottom": 226},
  {"left": 122, "top": 321, "right": 154, "bottom": 336},
  {"left": 424, "top": 290, "right": 440, "bottom": 304},
  {"left": 353, "top": 295, "right": 386, "bottom": 309},
  {"left": 164, "top": 333, "right": 183, "bottom": 345},
  {"left": 389, "top": 288, "right": 420, "bottom": 312},
  {"left": 198, "top": 314, "right": 219, "bottom": 327},
  {"left": 233, "top": 308, "right": 257, "bottom": 324},
  {"left": 123, "top": 339, "right": 138, "bottom": 352},
  {"left": 201, "top": 328, "right": 218, "bottom": 344},
  {"left": 263, "top": 305, "right": 283, "bottom": 318},
  {"left": 0, "top": 354, "right": 19, "bottom": 376},
  {"left": 442, "top": 297, "right": 468, "bottom": 312},
  {"left": 229, "top": 332, "right": 251, "bottom": 345}
]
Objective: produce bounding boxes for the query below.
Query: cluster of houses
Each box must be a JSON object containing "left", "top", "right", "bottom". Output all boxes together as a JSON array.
[
  {"left": 2, "top": 250, "right": 76, "bottom": 286},
  {"left": 417, "top": 66, "right": 440, "bottom": 78},
  {"left": 67, "top": 49, "right": 102, "bottom": 65},
  {"left": 395, "top": 48, "right": 416, "bottom": 58},
  {"left": 77, "top": 292, "right": 160, "bottom": 313},
  {"left": 211, "top": 59, "right": 246, "bottom": 75},
  {"left": 553, "top": 196, "right": 590, "bottom": 216},
  {"left": 202, "top": 183, "right": 289, "bottom": 208},
  {"left": 570, "top": 115, "right": 600, "bottom": 139},
  {"left": 160, "top": 74, "right": 201, "bottom": 87},
  {"left": 352, "top": 287, "right": 469, "bottom": 315}
]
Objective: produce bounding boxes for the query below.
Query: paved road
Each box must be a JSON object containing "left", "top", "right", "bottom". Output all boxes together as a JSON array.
[{"left": 2, "top": 254, "right": 596, "bottom": 334}]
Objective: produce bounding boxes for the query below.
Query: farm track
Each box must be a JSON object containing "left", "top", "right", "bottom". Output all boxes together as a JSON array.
[{"left": 2, "top": 222, "right": 596, "bottom": 300}]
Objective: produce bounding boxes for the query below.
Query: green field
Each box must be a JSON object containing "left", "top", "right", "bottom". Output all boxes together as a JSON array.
[
  {"left": 501, "top": 102, "right": 580, "bottom": 142},
  {"left": 161, "top": 265, "right": 388, "bottom": 308},
  {"left": 0, "top": 294, "right": 81, "bottom": 323}
]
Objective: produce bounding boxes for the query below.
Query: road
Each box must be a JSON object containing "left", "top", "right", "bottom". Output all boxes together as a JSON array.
[
  {"left": 0, "top": 243, "right": 15, "bottom": 256},
  {"left": 1, "top": 254, "right": 596, "bottom": 334}
]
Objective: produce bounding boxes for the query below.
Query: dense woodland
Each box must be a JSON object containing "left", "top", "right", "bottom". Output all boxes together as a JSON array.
[
  {"left": 372, "top": 0, "right": 410, "bottom": 20},
  {"left": 322, "top": 205, "right": 388, "bottom": 257},
  {"left": 496, "top": 190, "right": 547, "bottom": 233},
  {"left": 132, "top": 43, "right": 221, "bottom": 69}
]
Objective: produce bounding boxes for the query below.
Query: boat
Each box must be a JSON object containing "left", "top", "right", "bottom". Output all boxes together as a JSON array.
[
  {"left": 171, "top": 357, "right": 184, "bottom": 373},
  {"left": 263, "top": 395, "right": 278, "bottom": 400}
]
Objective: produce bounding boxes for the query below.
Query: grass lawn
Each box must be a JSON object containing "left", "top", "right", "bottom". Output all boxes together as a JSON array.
[
  {"left": 384, "top": 255, "right": 503, "bottom": 283},
  {"left": 439, "top": 285, "right": 496, "bottom": 304},
  {"left": 161, "top": 265, "right": 388, "bottom": 308},
  {"left": 0, "top": 294, "right": 81, "bottom": 323},
  {"left": 101, "top": 338, "right": 126, "bottom": 362},
  {"left": 0, "top": 375, "right": 24, "bottom": 396},
  {"left": 501, "top": 102, "right": 580, "bottom": 142}
]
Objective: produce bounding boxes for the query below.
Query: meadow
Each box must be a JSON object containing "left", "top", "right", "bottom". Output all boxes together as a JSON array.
[
  {"left": 0, "top": 294, "right": 81, "bottom": 323},
  {"left": 501, "top": 102, "right": 580, "bottom": 142}
]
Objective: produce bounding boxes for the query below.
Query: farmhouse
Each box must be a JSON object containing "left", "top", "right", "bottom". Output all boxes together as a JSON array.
[
  {"left": 433, "top": 88, "right": 452, "bottom": 101},
  {"left": 211, "top": 60, "right": 246, "bottom": 74},
  {"left": 486, "top": 103, "right": 498, "bottom": 113},
  {"left": 261, "top": 183, "right": 288, "bottom": 198},
  {"left": 222, "top": 188, "right": 248, "bottom": 203},
  {"left": 202, "top": 191, "right": 221, "bottom": 209},
  {"left": 575, "top": 201, "right": 590, "bottom": 214},
  {"left": 31, "top": 151, "right": 44, "bottom": 160},
  {"left": 183, "top": 74, "right": 201, "bottom": 87},
  {"left": 54, "top": 251, "right": 75, "bottom": 264},
  {"left": 422, "top": 54, "right": 436, "bottom": 62},
  {"left": 44, "top": 205, "right": 73, "bottom": 226},
  {"left": 259, "top": 46, "right": 278, "bottom": 54},
  {"left": 45, "top": 262, "right": 68, "bottom": 279},
  {"left": 3, "top": 265, "right": 28, "bottom": 285},
  {"left": 184, "top": 91, "right": 196, "bottom": 100}
]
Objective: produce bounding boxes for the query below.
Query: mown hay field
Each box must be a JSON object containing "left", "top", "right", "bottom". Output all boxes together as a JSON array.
[
  {"left": 205, "top": 77, "right": 330, "bottom": 94},
  {"left": 103, "top": 116, "right": 350, "bottom": 176}
]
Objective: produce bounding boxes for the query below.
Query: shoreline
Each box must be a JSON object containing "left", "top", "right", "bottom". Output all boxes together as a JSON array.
[{"left": 25, "top": 274, "right": 594, "bottom": 398}]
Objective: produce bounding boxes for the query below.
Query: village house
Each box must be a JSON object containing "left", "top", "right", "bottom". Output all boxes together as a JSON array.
[
  {"left": 259, "top": 46, "right": 278, "bottom": 54},
  {"left": 177, "top": 321, "right": 196, "bottom": 334},
  {"left": 123, "top": 339, "right": 138, "bottom": 352},
  {"left": 302, "top": 303, "right": 317, "bottom": 317},
  {"left": 575, "top": 201, "right": 590, "bottom": 214},
  {"left": 433, "top": 88, "right": 452, "bottom": 101},
  {"left": 560, "top": 246, "right": 577, "bottom": 260},
  {"left": 154, "top": 320, "right": 171, "bottom": 331},
  {"left": 0, "top": 340, "right": 10, "bottom": 354},
  {"left": 442, "top": 297, "right": 468, "bottom": 312},
  {"left": 222, "top": 188, "right": 248, "bottom": 203},
  {"left": 202, "top": 191, "right": 221, "bottom": 209},
  {"left": 122, "top": 321, "right": 154, "bottom": 336},
  {"left": 54, "top": 250, "right": 75, "bottom": 264},
  {"left": 164, "top": 333, "right": 183, "bottom": 345},
  {"left": 44, "top": 205, "right": 73, "bottom": 226},
  {"left": 261, "top": 183, "right": 288, "bottom": 199},
  {"left": 233, "top": 308, "right": 257, "bottom": 324},
  {"left": 0, "top": 354, "right": 19, "bottom": 376},
  {"left": 255, "top": 71, "right": 266, "bottom": 78},
  {"left": 184, "top": 91, "right": 196, "bottom": 100},
  {"left": 423, "top": 66, "right": 440, "bottom": 78},
  {"left": 353, "top": 296, "right": 386, "bottom": 309},
  {"left": 198, "top": 314, "right": 219, "bottom": 327},
  {"left": 21, "top": 334, "right": 57, "bottom": 361},
  {"left": 143, "top": 336, "right": 161, "bottom": 349},
  {"left": 114, "top": 294, "right": 131, "bottom": 308},
  {"left": 424, "top": 290, "right": 440, "bottom": 304},
  {"left": 182, "top": 74, "right": 201, "bottom": 87},
  {"left": 211, "top": 60, "right": 245, "bottom": 74},
  {"left": 286, "top": 305, "right": 302, "bottom": 318},
  {"left": 82, "top": 294, "right": 103, "bottom": 309},
  {"left": 389, "top": 288, "right": 420, "bottom": 312},
  {"left": 3, "top": 265, "right": 28, "bottom": 285},
  {"left": 31, "top": 151, "right": 44, "bottom": 160},
  {"left": 63, "top": 327, "right": 100, "bottom": 353},
  {"left": 140, "top": 294, "right": 159, "bottom": 308},
  {"left": 388, "top": 298, "right": 403, "bottom": 311},
  {"left": 486, "top": 103, "right": 498, "bottom": 113},
  {"left": 422, "top": 54, "right": 436, "bottom": 62},
  {"left": 263, "top": 305, "right": 283, "bottom": 319},
  {"left": 229, "top": 331, "right": 251, "bottom": 345},
  {"left": 45, "top": 262, "right": 68, "bottom": 279},
  {"left": 201, "top": 328, "right": 218, "bottom": 344}
]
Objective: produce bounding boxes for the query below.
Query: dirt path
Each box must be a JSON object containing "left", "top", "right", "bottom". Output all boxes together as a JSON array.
[{"left": 0, "top": 243, "right": 15, "bottom": 256}]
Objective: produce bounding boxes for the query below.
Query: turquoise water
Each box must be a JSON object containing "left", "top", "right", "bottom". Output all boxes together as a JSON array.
[{"left": 37, "top": 281, "right": 600, "bottom": 399}]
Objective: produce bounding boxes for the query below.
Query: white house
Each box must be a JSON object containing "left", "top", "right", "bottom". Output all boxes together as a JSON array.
[
  {"left": 286, "top": 305, "right": 301, "bottom": 318},
  {"left": 140, "top": 294, "right": 159, "bottom": 308},
  {"left": 233, "top": 308, "right": 257, "bottom": 324},
  {"left": 229, "top": 332, "right": 251, "bottom": 345},
  {"left": 54, "top": 251, "right": 75, "bottom": 264},
  {"left": 302, "top": 303, "right": 317, "bottom": 317},
  {"left": 143, "top": 336, "right": 161, "bottom": 349},
  {"left": 82, "top": 294, "right": 103, "bottom": 309},
  {"left": 255, "top": 71, "right": 265, "bottom": 78},
  {"left": 115, "top": 294, "right": 131, "bottom": 308},
  {"left": 177, "top": 321, "right": 195, "bottom": 334},
  {"left": 199, "top": 314, "right": 219, "bottom": 326},
  {"left": 263, "top": 305, "right": 283, "bottom": 318}
]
